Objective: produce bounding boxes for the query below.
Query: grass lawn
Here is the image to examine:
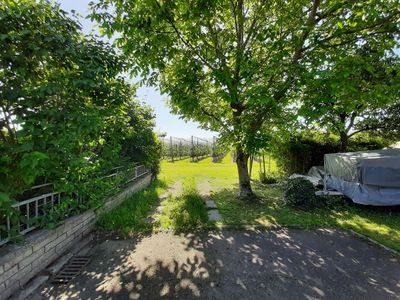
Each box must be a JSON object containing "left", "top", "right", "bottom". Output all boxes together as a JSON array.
[
  {"left": 97, "top": 153, "right": 400, "bottom": 252},
  {"left": 158, "top": 153, "right": 278, "bottom": 189},
  {"left": 155, "top": 177, "right": 209, "bottom": 231},
  {"left": 213, "top": 183, "right": 400, "bottom": 252},
  {"left": 96, "top": 180, "right": 167, "bottom": 235}
]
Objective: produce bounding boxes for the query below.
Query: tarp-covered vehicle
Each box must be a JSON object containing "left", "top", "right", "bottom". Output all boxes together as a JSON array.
[{"left": 324, "top": 149, "right": 400, "bottom": 206}]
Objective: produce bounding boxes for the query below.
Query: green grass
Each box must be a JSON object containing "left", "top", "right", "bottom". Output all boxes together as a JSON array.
[
  {"left": 97, "top": 153, "right": 400, "bottom": 252},
  {"left": 213, "top": 183, "right": 400, "bottom": 252},
  {"left": 161, "top": 154, "right": 400, "bottom": 252},
  {"left": 155, "top": 178, "right": 209, "bottom": 231},
  {"left": 159, "top": 153, "right": 278, "bottom": 190},
  {"left": 96, "top": 180, "right": 167, "bottom": 235}
]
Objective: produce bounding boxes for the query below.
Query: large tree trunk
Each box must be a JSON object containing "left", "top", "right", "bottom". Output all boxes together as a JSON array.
[
  {"left": 339, "top": 132, "right": 349, "bottom": 152},
  {"left": 236, "top": 145, "right": 254, "bottom": 200}
]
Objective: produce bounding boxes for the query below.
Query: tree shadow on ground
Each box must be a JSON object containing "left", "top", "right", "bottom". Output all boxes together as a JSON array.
[
  {"left": 211, "top": 184, "right": 400, "bottom": 252},
  {"left": 36, "top": 229, "right": 400, "bottom": 300}
]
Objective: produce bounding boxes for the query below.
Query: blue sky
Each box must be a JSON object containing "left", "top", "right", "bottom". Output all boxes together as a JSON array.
[{"left": 58, "top": 0, "right": 216, "bottom": 139}]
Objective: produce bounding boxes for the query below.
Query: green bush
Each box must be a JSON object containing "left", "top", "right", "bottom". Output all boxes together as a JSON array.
[
  {"left": 259, "top": 172, "right": 280, "bottom": 184},
  {"left": 284, "top": 177, "right": 318, "bottom": 209},
  {"left": 0, "top": 1, "right": 161, "bottom": 241},
  {"left": 271, "top": 131, "right": 393, "bottom": 175}
]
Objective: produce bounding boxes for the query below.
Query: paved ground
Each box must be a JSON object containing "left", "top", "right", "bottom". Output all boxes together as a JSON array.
[{"left": 32, "top": 229, "right": 399, "bottom": 300}]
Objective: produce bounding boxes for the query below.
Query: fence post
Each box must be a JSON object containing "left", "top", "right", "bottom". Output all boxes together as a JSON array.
[
  {"left": 212, "top": 136, "right": 216, "bottom": 158},
  {"left": 196, "top": 138, "right": 199, "bottom": 161},
  {"left": 191, "top": 136, "right": 194, "bottom": 162},
  {"left": 170, "top": 136, "right": 174, "bottom": 162},
  {"left": 179, "top": 141, "right": 182, "bottom": 160}
]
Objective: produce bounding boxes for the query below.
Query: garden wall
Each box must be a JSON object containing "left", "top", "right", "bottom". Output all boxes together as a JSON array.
[{"left": 0, "top": 174, "right": 152, "bottom": 300}]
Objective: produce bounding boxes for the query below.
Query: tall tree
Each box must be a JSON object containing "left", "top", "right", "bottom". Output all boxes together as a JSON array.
[
  {"left": 92, "top": 0, "right": 400, "bottom": 199},
  {"left": 300, "top": 48, "right": 400, "bottom": 152},
  {"left": 0, "top": 0, "right": 160, "bottom": 199}
]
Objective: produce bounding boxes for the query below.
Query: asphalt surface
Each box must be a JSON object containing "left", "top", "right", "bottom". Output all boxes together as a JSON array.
[{"left": 32, "top": 229, "right": 400, "bottom": 300}]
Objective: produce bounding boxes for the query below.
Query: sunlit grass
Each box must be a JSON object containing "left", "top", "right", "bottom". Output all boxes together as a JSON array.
[
  {"left": 159, "top": 153, "right": 278, "bottom": 190},
  {"left": 97, "top": 153, "right": 400, "bottom": 252},
  {"left": 213, "top": 185, "right": 400, "bottom": 252},
  {"left": 155, "top": 177, "right": 209, "bottom": 232},
  {"left": 96, "top": 180, "right": 167, "bottom": 235}
]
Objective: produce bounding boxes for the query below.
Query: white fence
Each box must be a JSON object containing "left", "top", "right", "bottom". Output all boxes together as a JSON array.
[{"left": 0, "top": 164, "right": 148, "bottom": 246}]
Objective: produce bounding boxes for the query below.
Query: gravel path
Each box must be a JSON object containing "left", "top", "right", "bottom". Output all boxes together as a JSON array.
[{"left": 32, "top": 229, "right": 400, "bottom": 300}]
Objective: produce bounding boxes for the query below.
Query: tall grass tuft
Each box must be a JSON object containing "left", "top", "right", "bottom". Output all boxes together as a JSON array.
[
  {"left": 157, "top": 177, "right": 208, "bottom": 231},
  {"left": 96, "top": 180, "right": 167, "bottom": 235}
]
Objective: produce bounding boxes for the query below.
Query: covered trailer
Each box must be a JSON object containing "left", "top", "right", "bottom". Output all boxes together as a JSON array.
[{"left": 324, "top": 149, "right": 400, "bottom": 206}]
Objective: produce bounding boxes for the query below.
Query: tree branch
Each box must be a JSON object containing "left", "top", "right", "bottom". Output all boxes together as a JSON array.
[
  {"left": 200, "top": 107, "right": 230, "bottom": 131},
  {"left": 154, "top": 0, "right": 216, "bottom": 71}
]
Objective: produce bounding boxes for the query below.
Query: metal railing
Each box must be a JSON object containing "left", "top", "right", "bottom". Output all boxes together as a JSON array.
[{"left": 0, "top": 164, "right": 149, "bottom": 246}]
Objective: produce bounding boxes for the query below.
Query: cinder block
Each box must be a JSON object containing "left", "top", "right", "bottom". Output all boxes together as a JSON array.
[
  {"left": 31, "top": 247, "right": 57, "bottom": 272},
  {"left": 72, "top": 220, "right": 85, "bottom": 231},
  {"left": 0, "top": 281, "right": 6, "bottom": 295},
  {"left": 18, "top": 248, "right": 45, "bottom": 270},
  {"left": 55, "top": 234, "right": 75, "bottom": 254},
  {"left": 0, "top": 174, "right": 152, "bottom": 300},
  {"left": 44, "top": 233, "right": 67, "bottom": 253},
  {"left": 1, "top": 279, "right": 19, "bottom": 300},
  {"left": 6, "top": 264, "right": 32, "bottom": 288},
  {"left": 18, "top": 267, "right": 39, "bottom": 288},
  {"left": 72, "top": 224, "right": 88, "bottom": 239},
  {"left": 0, "top": 264, "right": 18, "bottom": 285},
  {"left": 30, "top": 230, "right": 58, "bottom": 253},
  {"left": 82, "top": 227, "right": 93, "bottom": 237},
  {"left": 0, "top": 244, "right": 33, "bottom": 272}
]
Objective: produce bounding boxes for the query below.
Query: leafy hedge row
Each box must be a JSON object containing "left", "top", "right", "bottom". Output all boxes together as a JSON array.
[
  {"left": 0, "top": 1, "right": 161, "bottom": 215},
  {"left": 271, "top": 131, "right": 392, "bottom": 175}
]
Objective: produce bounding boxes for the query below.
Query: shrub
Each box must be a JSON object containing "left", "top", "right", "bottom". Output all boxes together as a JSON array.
[
  {"left": 271, "top": 131, "right": 393, "bottom": 175},
  {"left": 284, "top": 177, "right": 318, "bottom": 209},
  {"left": 259, "top": 172, "right": 280, "bottom": 184}
]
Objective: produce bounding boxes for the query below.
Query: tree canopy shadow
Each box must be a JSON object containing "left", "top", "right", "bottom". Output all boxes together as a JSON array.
[{"left": 35, "top": 229, "right": 400, "bottom": 299}]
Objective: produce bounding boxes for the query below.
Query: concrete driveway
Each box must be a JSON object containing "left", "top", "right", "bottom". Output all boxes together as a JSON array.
[{"left": 32, "top": 229, "right": 399, "bottom": 299}]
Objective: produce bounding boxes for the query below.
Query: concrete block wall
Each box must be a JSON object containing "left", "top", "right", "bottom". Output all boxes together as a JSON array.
[{"left": 0, "top": 174, "right": 152, "bottom": 300}]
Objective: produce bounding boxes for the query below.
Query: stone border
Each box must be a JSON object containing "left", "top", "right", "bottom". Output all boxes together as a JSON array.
[{"left": 0, "top": 174, "right": 152, "bottom": 300}]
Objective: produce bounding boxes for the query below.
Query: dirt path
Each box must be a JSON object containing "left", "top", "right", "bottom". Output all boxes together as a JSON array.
[
  {"left": 197, "top": 179, "right": 212, "bottom": 197},
  {"left": 147, "top": 181, "right": 183, "bottom": 223},
  {"left": 32, "top": 229, "right": 400, "bottom": 300}
]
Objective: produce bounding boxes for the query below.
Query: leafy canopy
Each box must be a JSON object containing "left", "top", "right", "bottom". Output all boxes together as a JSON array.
[
  {"left": 299, "top": 47, "right": 400, "bottom": 150},
  {"left": 91, "top": 0, "right": 399, "bottom": 197},
  {"left": 92, "top": 0, "right": 399, "bottom": 150},
  {"left": 0, "top": 0, "right": 160, "bottom": 201}
]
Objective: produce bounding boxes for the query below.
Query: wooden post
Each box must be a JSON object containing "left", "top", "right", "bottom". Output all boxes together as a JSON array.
[
  {"left": 262, "top": 154, "right": 266, "bottom": 174},
  {"left": 249, "top": 155, "right": 253, "bottom": 179},
  {"left": 268, "top": 155, "right": 271, "bottom": 173}
]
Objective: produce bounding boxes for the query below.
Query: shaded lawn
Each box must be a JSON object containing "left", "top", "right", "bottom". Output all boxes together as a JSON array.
[
  {"left": 98, "top": 153, "right": 400, "bottom": 252},
  {"left": 213, "top": 182, "right": 400, "bottom": 252}
]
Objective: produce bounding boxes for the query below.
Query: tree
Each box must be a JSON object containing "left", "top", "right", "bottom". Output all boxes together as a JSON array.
[
  {"left": 92, "top": 0, "right": 400, "bottom": 199},
  {"left": 0, "top": 0, "right": 160, "bottom": 200},
  {"left": 300, "top": 48, "right": 400, "bottom": 152}
]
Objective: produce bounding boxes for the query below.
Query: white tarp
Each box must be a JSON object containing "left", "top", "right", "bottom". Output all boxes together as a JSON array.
[
  {"left": 325, "top": 149, "right": 400, "bottom": 187},
  {"left": 324, "top": 149, "right": 400, "bottom": 205}
]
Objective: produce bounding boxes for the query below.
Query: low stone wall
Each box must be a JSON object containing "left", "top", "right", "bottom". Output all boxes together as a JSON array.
[{"left": 0, "top": 174, "right": 152, "bottom": 300}]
